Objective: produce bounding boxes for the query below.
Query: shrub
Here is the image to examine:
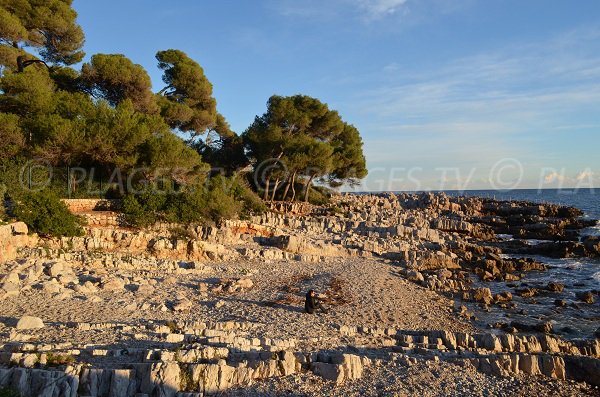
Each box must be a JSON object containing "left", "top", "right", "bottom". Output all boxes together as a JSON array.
[
  {"left": 45, "top": 352, "right": 75, "bottom": 367},
  {"left": 0, "top": 183, "right": 6, "bottom": 221},
  {"left": 121, "top": 189, "right": 167, "bottom": 227},
  {"left": 13, "top": 190, "right": 84, "bottom": 237},
  {"left": 202, "top": 176, "right": 243, "bottom": 222},
  {"left": 121, "top": 174, "right": 267, "bottom": 228},
  {"left": 227, "top": 176, "right": 266, "bottom": 218},
  {"left": 308, "top": 185, "right": 332, "bottom": 205}
]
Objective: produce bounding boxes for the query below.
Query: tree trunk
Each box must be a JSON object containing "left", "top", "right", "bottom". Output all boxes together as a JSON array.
[
  {"left": 263, "top": 176, "right": 270, "bottom": 200},
  {"left": 271, "top": 178, "right": 280, "bottom": 201},
  {"left": 282, "top": 176, "right": 292, "bottom": 201},
  {"left": 290, "top": 172, "right": 297, "bottom": 201},
  {"left": 303, "top": 174, "right": 315, "bottom": 202}
]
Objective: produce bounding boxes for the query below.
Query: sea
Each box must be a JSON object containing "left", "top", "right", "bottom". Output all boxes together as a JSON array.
[
  {"left": 441, "top": 188, "right": 600, "bottom": 337},
  {"left": 373, "top": 188, "right": 600, "bottom": 336}
]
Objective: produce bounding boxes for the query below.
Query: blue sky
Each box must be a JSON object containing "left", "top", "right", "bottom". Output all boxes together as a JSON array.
[{"left": 72, "top": 0, "right": 600, "bottom": 191}]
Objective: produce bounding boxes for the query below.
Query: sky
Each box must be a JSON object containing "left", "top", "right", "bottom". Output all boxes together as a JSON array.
[{"left": 72, "top": 0, "right": 600, "bottom": 192}]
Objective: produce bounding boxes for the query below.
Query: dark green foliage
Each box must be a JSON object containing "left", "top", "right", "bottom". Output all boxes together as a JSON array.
[
  {"left": 156, "top": 49, "right": 217, "bottom": 135},
  {"left": 80, "top": 54, "right": 158, "bottom": 114},
  {"left": 228, "top": 176, "right": 267, "bottom": 218},
  {"left": 121, "top": 190, "right": 166, "bottom": 227},
  {"left": 13, "top": 190, "right": 84, "bottom": 236},
  {"left": 121, "top": 174, "right": 265, "bottom": 228},
  {"left": 0, "top": 112, "right": 24, "bottom": 160},
  {"left": 196, "top": 113, "right": 249, "bottom": 175},
  {"left": 329, "top": 124, "right": 367, "bottom": 187},
  {"left": 0, "top": 183, "right": 7, "bottom": 220},
  {"left": 0, "top": 0, "right": 85, "bottom": 67},
  {"left": 0, "top": 387, "right": 21, "bottom": 397},
  {"left": 308, "top": 185, "right": 333, "bottom": 205}
]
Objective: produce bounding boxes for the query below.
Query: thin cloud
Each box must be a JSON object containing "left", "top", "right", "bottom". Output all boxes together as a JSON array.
[
  {"left": 356, "top": 0, "right": 408, "bottom": 19},
  {"left": 270, "top": 0, "right": 469, "bottom": 24}
]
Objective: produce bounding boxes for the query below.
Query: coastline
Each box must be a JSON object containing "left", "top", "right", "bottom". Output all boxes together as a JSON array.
[{"left": 0, "top": 191, "right": 599, "bottom": 396}]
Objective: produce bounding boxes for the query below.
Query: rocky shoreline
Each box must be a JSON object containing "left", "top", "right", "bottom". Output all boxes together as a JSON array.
[{"left": 0, "top": 192, "right": 599, "bottom": 396}]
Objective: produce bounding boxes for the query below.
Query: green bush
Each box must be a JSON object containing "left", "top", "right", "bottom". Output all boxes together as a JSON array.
[
  {"left": 227, "top": 176, "right": 266, "bottom": 218},
  {"left": 13, "top": 190, "right": 85, "bottom": 237},
  {"left": 163, "top": 188, "right": 206, "bottom": 224},
  {"left": 203, "top": 180, "right": 242, "bottom": 222},
  {"left": 121, "top": 174, "right": 266, "bottom": 228},
  {"left": 121, "top": 188, "right": 168, "bottom": 227}
]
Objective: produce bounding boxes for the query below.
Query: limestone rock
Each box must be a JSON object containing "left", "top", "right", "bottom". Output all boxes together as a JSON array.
[
  {"left": 407, "top": 271, "right": 424, "bottom": 283},
  {"left": 101, "top": 278, "right": 125, "bottom": 291},
  {"left": 173, "top": 299, "right": 193, "bottom": 312},
  {"left": 473, "top": 288, "right": 493, "bottom": 305},
  {"left": 311, "top": 362, "right": 343, "bottom": 383},
  {"left": 16, "top": 316, "right": 44, "bottom": 330}
]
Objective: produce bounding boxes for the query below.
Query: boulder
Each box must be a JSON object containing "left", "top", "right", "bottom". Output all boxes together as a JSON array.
[
  {"left": 494, "top": 291, "right": 513, "bottom": 302},
  {"left": 101, "top": 278, "right": 125, "bottom": 291},
  {"left": 554, "top": 299, "right": 567, "bottom": 307},
  {"left": 473, "top": 288, "right": 493, "bottom": 305},
  {"left": 516, "top": 288, "right": 539, "bottom": 298},
  {"left": 10, "top": 222, "right": 28, "bottom": 235},
  {"left": 407, "top": 271, "right": 424, "bottom": 283},
  {"left": 576, "top": 291, "right": 594, "bottom": 304},
  {"left": 311, "top": 362, "right": 343, "bottom": 384},
  {"left": 16, "top": 315, "right": 44, "bottom": 330},
  {"left": 546, "top": 282, "right": 564, "bottom": 293},
  {"left": 45, "top": 261, "right": 65, "bottom": 277}
]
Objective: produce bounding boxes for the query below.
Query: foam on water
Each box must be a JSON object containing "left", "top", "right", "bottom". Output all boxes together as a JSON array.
[
  {"left": 497, "top": 234, "right": 513, "bottom": 241},
  {"left": 525, "top": 239, "right": 552, "bottom": 246}
]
